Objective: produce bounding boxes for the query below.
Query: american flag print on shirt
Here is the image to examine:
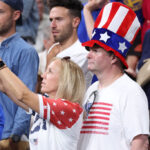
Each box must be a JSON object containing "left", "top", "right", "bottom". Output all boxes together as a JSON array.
[{"left": 81, "top": 102, "right": 113, "bottom": 135}]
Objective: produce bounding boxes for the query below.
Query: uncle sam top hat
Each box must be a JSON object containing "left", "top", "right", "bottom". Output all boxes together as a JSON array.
[{"left": 82, "top": 2, "right": 141, "bottom": 69}]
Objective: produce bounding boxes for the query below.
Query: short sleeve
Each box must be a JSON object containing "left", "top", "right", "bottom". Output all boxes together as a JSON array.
[
  {"left": 121, "top": 87, "right": 149, "bottom": 143},
  {"left": 38, "top": 95, "right": 83, "bottom": 129}
]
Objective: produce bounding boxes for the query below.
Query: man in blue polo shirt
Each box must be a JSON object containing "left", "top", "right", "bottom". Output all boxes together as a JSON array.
[{"left": 0, "top": 0, "right": 39, "bottom": 150}]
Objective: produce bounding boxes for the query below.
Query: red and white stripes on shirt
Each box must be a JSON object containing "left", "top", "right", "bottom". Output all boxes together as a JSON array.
[{"left": 81, "top": 102, "right": 113, "bottom": 135}]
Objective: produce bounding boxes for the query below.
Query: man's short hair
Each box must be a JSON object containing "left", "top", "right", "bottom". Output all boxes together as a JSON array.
[{"left": 48, "top": 0, "right": 83, "bottom": 19}]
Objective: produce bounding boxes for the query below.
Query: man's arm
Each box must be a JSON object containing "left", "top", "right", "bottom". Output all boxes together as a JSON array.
[
  {"left": 83, "top": 0, "right": 109, "bottom": 38},
  {"left": 131, "top": 134, "right": 149, "bottom": 150}
]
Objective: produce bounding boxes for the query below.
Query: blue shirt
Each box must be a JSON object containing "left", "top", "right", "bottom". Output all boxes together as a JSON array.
[
  {"left": 0, "top": 105, "right": 4, "bottom": 140},
  {"left": 0, "top": 33, "right": 39, "bottom": 139}
]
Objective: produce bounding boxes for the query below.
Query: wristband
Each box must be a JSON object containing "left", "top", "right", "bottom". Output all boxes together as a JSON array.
[{"left": 0, "top": 60, "right": 6, "bottom": 70}]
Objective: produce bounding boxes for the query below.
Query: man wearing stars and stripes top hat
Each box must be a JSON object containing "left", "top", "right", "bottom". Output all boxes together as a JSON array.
[{"left": 77, "top": 2, "right": 149, "bottom": 150}]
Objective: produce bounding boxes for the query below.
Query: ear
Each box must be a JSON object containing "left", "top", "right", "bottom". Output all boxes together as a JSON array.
[
  {"left": 13, "top": 10, "right": 21, "bottom": 22},
  {"left": 111, "top": 54, "right": 118, "bottom": 65},
  {"left": 72, "top": 17, "right": 80, "bottom": 29}
]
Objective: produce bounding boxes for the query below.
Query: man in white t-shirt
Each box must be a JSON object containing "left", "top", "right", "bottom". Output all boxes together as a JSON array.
[
  {"left": 78, "top": 2, "right": 149, "bottom": 150},
  {"left": 46, "top": 0, "right": 93, "bottom": 88}
]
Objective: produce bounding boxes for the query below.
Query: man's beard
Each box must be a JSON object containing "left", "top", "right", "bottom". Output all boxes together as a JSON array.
[{"left": 0, "top": 19, "right": 13, "bottom": 36}]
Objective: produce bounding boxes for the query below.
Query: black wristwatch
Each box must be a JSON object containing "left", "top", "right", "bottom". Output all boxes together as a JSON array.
[
  {"left": 0, "top": 60, "right": 5, "bottom": 68},
  {"left": 11, "top": 135, "right": 21, "bottom": 143}
]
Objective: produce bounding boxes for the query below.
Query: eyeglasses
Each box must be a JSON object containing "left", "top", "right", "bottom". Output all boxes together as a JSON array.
[{"left": 84, "top": 90, "right": 98, "bottom": 117}]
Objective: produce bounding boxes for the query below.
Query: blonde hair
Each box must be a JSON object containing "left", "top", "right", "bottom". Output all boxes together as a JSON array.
[{"left": 50, "top": 57, "right": 86, "bottom": 105}]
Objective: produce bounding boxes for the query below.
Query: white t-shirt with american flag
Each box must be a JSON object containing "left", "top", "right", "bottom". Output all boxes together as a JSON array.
[
  {"left": 78, "top": 74, "right": 149, "bottom": 150},
  {"left": 29, "top": 95, "right": 83, "bottom": 150}
]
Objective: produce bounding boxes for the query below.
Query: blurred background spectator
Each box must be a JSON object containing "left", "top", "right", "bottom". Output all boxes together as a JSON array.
[
  {"left": 16, "top": 0, "right": 39, "bottom": 44},
  {"left": 141, "top": 0, "right": 150, "bottom": 43},
  {"left": 137, "top": 0, "right": 150, "bottom": 110},
  {"left": 34, "top": 0, "right": 50, "bottom": 52}
]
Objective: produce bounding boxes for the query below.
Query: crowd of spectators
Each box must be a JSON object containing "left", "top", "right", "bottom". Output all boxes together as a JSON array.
[{"left": 0, "top": 0, "right": 149, "bottom": 150}]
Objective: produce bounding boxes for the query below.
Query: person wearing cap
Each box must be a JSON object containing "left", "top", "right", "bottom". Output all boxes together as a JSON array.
[
  {"left": 77, "top": 2, "right": 149, "bottom": 150},
  {"left": 0, "top": 105, "right": 4, "bottom": 140},
  {"left": 0, "top": 0, "right": 39, "bottom": 150}
]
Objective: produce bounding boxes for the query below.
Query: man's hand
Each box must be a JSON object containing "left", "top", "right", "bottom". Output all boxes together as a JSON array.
[{"left": 86, "top": 0, "right": 109, "bottom": 11}]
